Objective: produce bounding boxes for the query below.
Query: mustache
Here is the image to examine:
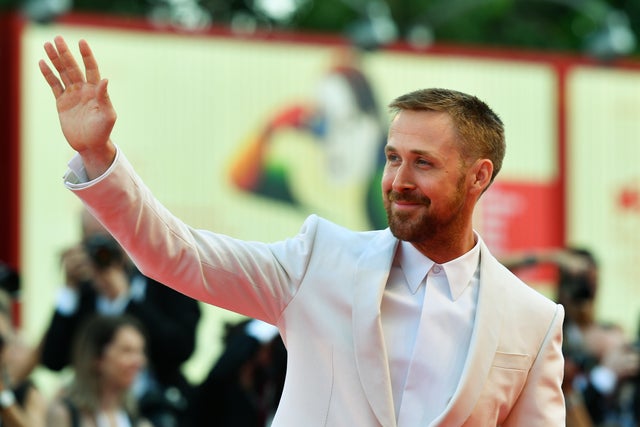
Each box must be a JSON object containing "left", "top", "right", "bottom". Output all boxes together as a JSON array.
[{"left": 386, "top": 191, "right": 430, "bottom": 205}]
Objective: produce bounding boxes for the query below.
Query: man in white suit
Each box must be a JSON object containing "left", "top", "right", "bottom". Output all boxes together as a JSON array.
[{"left": 40, "top": 36, "right": 565, "bottom": 426}]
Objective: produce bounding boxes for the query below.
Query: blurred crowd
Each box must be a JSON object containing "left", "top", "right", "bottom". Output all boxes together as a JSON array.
[
  {"left": 506, "top": 247, "right": 640, "bottom": 427},
  {"left": 0, "top": 209, "right": 285, "bottom": 427},
  {"left": 1, "top": 210, "right": 639, "bottom": 426}
]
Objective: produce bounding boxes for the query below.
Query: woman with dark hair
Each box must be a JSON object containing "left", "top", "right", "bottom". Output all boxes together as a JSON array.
[{"left": 46, "top": 315, "right": 152, "bottom": 427}]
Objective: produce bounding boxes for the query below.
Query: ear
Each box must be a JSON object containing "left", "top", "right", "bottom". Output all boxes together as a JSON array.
[{"left": 469, "top": 158, "right": 493, "bottom": 194}]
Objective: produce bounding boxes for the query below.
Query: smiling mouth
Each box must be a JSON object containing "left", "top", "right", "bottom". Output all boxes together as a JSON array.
[
  {"left": 392, "top": 202, "right": 425, "bottom": 215},
  {"left": 387, "top": 192, "right": 429, "bottom": 206}
]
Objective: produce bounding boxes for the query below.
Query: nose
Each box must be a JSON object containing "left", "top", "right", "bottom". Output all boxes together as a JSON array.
[{"left": 391, "top": 163, "right": 416, "bottom": 192}]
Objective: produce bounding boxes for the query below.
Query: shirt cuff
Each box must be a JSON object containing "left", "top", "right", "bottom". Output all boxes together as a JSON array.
[
  {"left": 245, "top": 319, "right": 279, "bottom": 343},
  {"left": 590, "top": 365, "right": 617, "bottom": 394},
  {"left": 63, "top": 154, "right": 89, "bottom": 184},
  {"left": 55, "top": 287, "right": 80, "bottom": 316},
  {"left": 129, "top": 275, "right": 147, "bottom": 303},
  {"left": 63, "top": 145, "right": 120, "bottom": 188}
]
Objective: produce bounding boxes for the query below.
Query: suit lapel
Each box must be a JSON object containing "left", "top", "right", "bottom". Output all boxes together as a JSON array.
[
  {"left": 432, "top": 242, "right": 505, "bottom": 426},
  {"left": 352, "top": 229, "right": 398, "bottom": 427}
]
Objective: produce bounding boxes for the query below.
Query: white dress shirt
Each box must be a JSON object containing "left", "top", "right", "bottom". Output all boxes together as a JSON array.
[
  {"left": 381, "top": 239, "right": 481, "bottom": 425},
  {"left": 54, "top": 271, "right": 147, "bottom": 316}
]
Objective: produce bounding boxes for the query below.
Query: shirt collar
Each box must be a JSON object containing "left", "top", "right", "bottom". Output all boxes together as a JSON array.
[
  {"left": 442, "top": 237, "right": 481, "bottom": 300},
  {"left": 397, "top": 233, "right": 481, "bottom": 300},
  {"left": 397, "top": 241, "right": 434, "bottom": 294}
]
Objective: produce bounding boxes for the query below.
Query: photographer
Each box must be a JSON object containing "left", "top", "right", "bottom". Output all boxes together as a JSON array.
[
  {"left": 506, "top": 247, "right": 640, "bottom": 426},
  {"left": 557, "top": 249, "right": 639, "bottom": 426},
  {"left": 40, "top": 210, "right": 201, "bottom": 427}
]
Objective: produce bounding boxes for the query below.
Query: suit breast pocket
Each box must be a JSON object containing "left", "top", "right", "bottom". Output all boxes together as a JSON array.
[
  {"left": 470, "top": 352, "right": 532, "bottom": 424},
  {"left": 489, "top": 351, "right": 531, "bottom": 399},
  {"left": 492, "top": 351, "right": 531, "bottom": 371}
]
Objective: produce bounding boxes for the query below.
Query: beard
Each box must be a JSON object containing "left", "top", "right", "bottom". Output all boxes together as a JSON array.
[
  {"left": 384, "top": 192, "right": 436, "bottom": 242},
  {"left": 384, "top": 178, "right": 466, "bottom": 243}
]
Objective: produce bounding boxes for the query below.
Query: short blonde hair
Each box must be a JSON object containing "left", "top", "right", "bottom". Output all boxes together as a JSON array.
[{"left": 389, "top": 88, "right": 505, "bottom": 185}]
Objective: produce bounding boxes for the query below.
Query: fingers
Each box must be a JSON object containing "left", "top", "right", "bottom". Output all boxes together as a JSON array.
[
  {"left": 61, "top": 245, "right": 94, "bottom": 286},
  {"left": 41, "top": 36, "right": 102, "bottom": 94},
  {"left": 96, "top": 78, "right": 112, "bottom": 106},
  {"left": 42, "top": 37, "right": 75, "bottom": 88},
  {"left": 54, "top": 35, "right": 86, "bottom": 86},
  {"left": 79, "top": 39, "right": 101, "bottom": 84},
  {"left": 38, "top": 59, "right": 64, "bottom": 98}
]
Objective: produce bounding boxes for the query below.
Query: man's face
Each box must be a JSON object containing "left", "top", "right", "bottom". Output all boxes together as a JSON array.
[{"left": 381, "top": 110, "right": 470, "bottom": 243}]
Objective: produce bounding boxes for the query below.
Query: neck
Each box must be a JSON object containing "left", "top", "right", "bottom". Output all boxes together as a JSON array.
[
  {"left": 412, "top": 227, "right": 476, "bottom": 264},
  {"left": 99, "top": 385, "right": 125, "bottom": 412}
]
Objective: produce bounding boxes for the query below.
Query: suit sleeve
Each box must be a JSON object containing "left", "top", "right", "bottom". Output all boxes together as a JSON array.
[
  {"left": 502, "top": 304, "right": 566, "bottom": 426},
  {"left": 67, "top": 148, "right": 316, "bottom": 324}
]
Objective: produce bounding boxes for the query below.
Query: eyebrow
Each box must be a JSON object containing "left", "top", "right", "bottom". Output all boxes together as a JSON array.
[{"left": 384, "top": 145, "right": 432, "bottom": 157}]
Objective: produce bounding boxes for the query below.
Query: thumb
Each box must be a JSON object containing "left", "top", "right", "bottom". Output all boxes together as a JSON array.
[{"left": 96, "top": 78, "right": 112, "bottom": 105}]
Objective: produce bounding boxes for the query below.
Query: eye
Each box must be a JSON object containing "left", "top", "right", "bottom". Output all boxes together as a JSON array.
[
  {"left": 385, "top": 152, "right": 400, "bottom": 163},
  {"left": 415, "top": 157, "right": 432, "bottom": 167}
]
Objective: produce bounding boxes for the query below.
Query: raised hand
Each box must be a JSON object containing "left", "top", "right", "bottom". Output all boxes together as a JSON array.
[
  {"left": 60, "top": 244, "right": 94, "bottom": 289},
  {"left": 39, "top": 36, "right": 117, "bottom": 178}
]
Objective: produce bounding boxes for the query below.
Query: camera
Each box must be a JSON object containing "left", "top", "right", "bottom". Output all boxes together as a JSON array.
[
  {"left": 83, "top": 234, "right": 124, "bottom": 270},
  {"left": 559, "top": 271, "right": 596, "bottom": 303}
]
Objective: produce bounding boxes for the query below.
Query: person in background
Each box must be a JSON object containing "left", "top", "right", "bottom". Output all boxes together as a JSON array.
[
  {"left": 46, "top": 314, "right": 153, "bottom": 427},
  {"left": 558, "top": 249, "right": 638, "bottom": 427},
  {"left": 507, "top": 247, "right": 640, "bottom": 426},
  {"left": 0, "top": 267, "right": 47, "bottom": 427},
  {"left": 187, "top": 318, "right": 286, "bottom": 427},
  {"left": 40, "top": 210, "right": 201, "bottom": 427},
  {"left": 0, "top": 262, "right": 41, "bottom": 386},
  {"left": 40, "top": 36, "right": 565, "bottom": 426}
]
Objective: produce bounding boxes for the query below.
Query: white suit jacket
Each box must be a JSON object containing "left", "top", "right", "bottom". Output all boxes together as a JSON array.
[{"left": 67, "top": 150, "right": 565, "bottom": 426}]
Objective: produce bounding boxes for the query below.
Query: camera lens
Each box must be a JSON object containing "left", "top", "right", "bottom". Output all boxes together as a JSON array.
[{"left": 83, "top": 235, "right": 123, "bottom": 270}]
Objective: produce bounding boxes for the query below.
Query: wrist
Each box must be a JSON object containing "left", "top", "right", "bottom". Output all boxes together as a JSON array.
[
  {"left": 79, "top": 140, "right": 117, "bottom": 180},
  {"left": 56, "top": 287, "right": 80, "bottom": 315},
  {"left": 590, "top": 365, "right": 617, "bottom": 394}
]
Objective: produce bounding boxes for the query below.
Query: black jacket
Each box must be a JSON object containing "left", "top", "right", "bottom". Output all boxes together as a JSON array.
[{"left": 41, "top": 271, "right": 201, "bottom": 393}]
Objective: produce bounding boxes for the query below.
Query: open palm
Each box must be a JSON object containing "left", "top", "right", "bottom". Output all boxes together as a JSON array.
[{"left": 40, "top": 37, "right": 117, "bottom": 159}]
